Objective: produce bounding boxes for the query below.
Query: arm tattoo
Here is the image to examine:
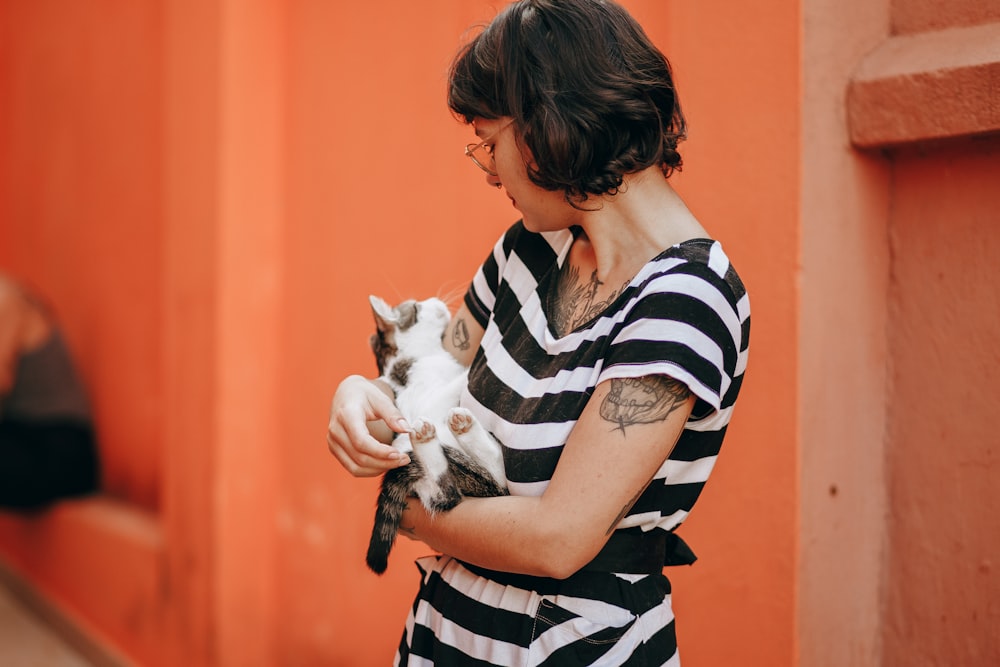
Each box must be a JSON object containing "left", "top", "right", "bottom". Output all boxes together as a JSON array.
[
  {"left": 600, "top": 376, "right": 690, "bottom": 533},
  {"left": 606, "top": 487, "right": 645, "bottom": 535},
  {"left": 599, "top": 376, "right": 691, "bottom": 435},
  {"left": 451, "top": 316, "right": 470, "bottom": 351}
]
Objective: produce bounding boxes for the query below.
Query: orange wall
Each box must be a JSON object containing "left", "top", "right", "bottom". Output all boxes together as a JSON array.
[
  {"left": 660, "top": 2, "right": 799, "bottom": 665},
  {"left": 0, "top": 1, "right": 801, "bottom": 665},
  {"left": 0, "top": 0, "right": 163, "bottom": 512}
]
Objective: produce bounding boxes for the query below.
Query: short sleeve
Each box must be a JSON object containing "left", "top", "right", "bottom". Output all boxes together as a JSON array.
[{"left": 598, "top": 257, "right": 747, "bottom": 415}]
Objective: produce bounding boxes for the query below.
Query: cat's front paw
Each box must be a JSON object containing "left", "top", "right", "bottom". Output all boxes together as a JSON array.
[
  {"left": 447, "top": 408, "right": 475, "bottom": 436},
  {"left": 410, "top": 418, "right": 438, "bottom": 444}
]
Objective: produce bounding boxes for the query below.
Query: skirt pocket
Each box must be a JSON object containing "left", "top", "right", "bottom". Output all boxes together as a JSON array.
[{"left": 527, "top": 596, "right": 639, "bottom": 665}]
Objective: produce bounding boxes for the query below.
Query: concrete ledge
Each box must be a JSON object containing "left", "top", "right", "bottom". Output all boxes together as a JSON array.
[
  {"left": 0, "top": 562, "right": 134, "bottom": 667},
  {"left": 0, "top": 496, "right": 164, "bottom": 665},
  {"left": 847, "top": 22, "right": 1000, "bottom": 148}
]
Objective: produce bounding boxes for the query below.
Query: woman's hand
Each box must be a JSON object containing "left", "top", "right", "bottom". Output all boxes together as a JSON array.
[{"left": 326, "top": 374, "right": 411, "bottom": 477}]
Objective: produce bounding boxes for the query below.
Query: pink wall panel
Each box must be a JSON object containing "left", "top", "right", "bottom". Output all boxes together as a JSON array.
[{"left": 884, "top": 137, "right": 1000, "bottom": 666}]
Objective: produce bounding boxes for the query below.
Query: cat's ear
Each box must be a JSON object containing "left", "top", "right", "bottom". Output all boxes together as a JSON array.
[{"left": 369, "top": 295, "right": 397, "bottom": 331}]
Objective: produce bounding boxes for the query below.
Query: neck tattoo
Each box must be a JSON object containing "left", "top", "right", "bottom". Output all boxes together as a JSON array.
[{"left": 550, "top": 263, "right": 628, "bottom": 337}]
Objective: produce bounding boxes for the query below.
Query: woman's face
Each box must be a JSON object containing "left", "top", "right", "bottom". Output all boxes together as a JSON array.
[{"left": 472, "top": 117, "right": 581, "bottom": 233}]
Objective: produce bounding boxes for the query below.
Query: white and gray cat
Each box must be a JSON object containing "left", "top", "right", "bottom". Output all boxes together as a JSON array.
[{"left": 365, "top": 295, "right": 507, "bottom": 574}]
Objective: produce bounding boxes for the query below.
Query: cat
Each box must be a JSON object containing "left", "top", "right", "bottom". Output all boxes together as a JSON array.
[{"left": 365, "top": 295, "right": 507, "bottom": 575}]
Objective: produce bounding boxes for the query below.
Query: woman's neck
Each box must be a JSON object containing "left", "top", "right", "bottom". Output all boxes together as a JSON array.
[{"left": 573, "top": 167, "right": 707, "bottom": 283}]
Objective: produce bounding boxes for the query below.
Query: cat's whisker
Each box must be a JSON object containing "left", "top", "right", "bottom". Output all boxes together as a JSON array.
[
  {"left": 436, "top": 283, "right": 466, "bottom": 311},
  {"left": 379, "top": 273, "right": 405, "bottom": 305}
]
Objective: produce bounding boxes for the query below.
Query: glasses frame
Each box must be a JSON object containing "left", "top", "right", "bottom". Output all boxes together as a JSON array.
[{"left": 464, "top": 121, "right": 513, "bottom": 176}]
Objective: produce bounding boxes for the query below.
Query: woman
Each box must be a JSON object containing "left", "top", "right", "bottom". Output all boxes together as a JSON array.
[
  {"left": 327, "top": 1, "right": 750, "bottom": 664},
  {"left": 0, "top": 274, "right": 99, "bottom": 510}
]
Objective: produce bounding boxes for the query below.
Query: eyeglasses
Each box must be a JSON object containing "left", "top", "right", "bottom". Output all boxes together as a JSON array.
[{"left": 464, "top": 122, "right": 512, "bottom": 176}]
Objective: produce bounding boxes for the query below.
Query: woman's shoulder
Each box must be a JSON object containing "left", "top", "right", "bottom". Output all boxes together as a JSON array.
[{"left": 636, "top": 238, "right": 748, "bottom": 308}]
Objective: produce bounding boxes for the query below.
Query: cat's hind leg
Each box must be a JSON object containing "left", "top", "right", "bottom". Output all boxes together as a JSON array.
[
  {"left": 447, "top": 408, "right": 506, "bottom": 485},
  {"left": 409, "top": 418, "right": 461, "bottom": 512}
]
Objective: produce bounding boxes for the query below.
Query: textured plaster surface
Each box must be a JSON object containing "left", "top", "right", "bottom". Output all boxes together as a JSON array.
[
  {"left": 800, "top": 0, "right": 891, "bottom": 665},
  {"left": 848, "top": 22, "right": 1000, "bottom": 147},
  {"left": 884, "top": 137, "right": 1000, "bottom": 667}
]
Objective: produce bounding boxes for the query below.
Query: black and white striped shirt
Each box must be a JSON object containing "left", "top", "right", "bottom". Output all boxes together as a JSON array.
[{"left": 462, "top": 222, "right": 750, "bottom": 537}]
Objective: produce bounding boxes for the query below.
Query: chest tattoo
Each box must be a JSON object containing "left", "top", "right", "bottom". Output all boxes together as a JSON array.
[{"left": 550, "top": 263, "right": 628, "bottom": 337}]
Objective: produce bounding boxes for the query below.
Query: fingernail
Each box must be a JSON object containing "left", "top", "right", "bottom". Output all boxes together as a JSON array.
[
  {"left": 398, "top": 455, "right": 411, "bottom": 466},
  {"left": 396, "top": 418, "right": 410, "bottom": 431}
]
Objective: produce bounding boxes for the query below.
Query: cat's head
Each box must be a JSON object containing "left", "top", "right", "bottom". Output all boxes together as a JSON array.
[{"left": 368, "top": 296, "right": 452, "bottom": 376}]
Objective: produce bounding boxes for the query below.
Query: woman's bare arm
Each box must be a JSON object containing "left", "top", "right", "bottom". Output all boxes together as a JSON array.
[
  {"left": 401, "top": 374, "right": 694, "bottom": 579},
  {"left": 442, "top": 302, "right": 484, "bottom": 367}
]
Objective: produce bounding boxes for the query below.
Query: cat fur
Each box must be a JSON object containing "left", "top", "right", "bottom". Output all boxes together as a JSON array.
[{"left": 365, "top": 295, "right": 506, "bottom": 574}]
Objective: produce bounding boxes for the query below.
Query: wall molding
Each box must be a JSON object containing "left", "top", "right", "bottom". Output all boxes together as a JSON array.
[
  {"left": 0, "top": 497, "right": 162, "bottom": 664},
  {"left": 848, "top": 21, "right": 1000, "bottom": 148}
]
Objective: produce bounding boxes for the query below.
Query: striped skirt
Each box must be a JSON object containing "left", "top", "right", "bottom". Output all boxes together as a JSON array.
[{"left": 395, "top": 555, "right": 680, "bottom": 666}]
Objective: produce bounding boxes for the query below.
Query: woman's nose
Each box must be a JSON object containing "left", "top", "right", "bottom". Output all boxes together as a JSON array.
[{"left": 486, "top": 173, "right": 502, "bottom": 189}]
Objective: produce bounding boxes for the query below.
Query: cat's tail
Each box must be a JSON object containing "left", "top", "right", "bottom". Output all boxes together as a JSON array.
[{"left": 366, "top": 464, "right": 416, "bottom": 575}]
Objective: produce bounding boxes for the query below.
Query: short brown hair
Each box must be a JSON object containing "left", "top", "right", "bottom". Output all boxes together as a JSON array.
[{"left": 448, "top": 0, "right": 686, "bottom": 205}]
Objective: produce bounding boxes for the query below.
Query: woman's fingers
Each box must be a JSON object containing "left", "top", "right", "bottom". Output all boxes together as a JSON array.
[{"left": 326, "top": 376, "right": 411, "bottom": 477}]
